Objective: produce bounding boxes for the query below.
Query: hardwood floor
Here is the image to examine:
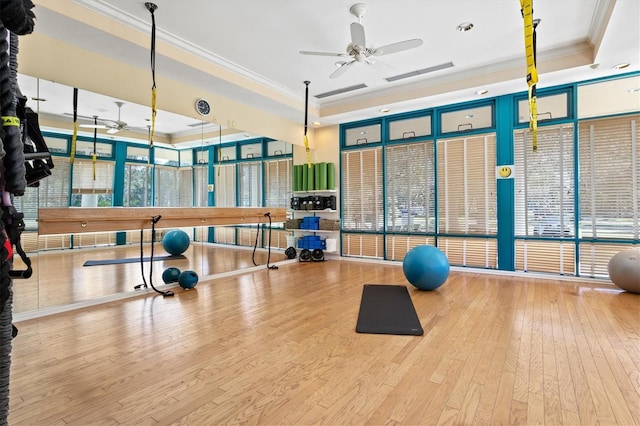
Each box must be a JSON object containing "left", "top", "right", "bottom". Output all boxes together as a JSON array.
[{"left": 9, "top": 259, "right": 640, "bottom": 425}]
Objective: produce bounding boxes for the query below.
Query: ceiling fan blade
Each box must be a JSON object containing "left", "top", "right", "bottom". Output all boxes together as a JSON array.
[
  {"left": 79, "top": 123, "right": 109, "bottom": 129},
  {"left": 350, "top": 22, "right": 366, "bottom": 49},
  {"left": 330, "top": 60, "right": 356, "bottom": 79},
  {"left": 300, "top": 50, "right": 349, "bottom": 57},
  {"left": 373, "top": 39, "right": 423, "bottom": 56},
  {"left": 366, "top": 58, "right": 395, "bottom": 74}
]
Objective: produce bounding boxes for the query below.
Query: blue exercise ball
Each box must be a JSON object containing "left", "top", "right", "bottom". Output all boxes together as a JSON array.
[
  {"left": 162, "top": 267, "right": 181, "bottom": 284},
  {"left": 178, "top": 270, "right": 199, "bottom": 289},
  {"left": 162, "top": 229, "right": 190, "bottom": 256},
  {"left": 403, "top": 245, "right": 450, "bottom": 291}
]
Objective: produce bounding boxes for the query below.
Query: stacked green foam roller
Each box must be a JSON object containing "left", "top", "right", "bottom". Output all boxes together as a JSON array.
[{"left": 293, "top": 162, "right": 336, "bottom": 191}]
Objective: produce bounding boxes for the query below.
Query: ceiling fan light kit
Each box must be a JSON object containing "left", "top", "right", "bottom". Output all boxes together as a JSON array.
[{"left": 300, "top": 3, "right": 423, "bottom": 79}]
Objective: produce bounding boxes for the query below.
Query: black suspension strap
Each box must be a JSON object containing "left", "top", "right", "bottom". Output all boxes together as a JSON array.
[
  {"left": 145, "top": 2, "right": 158, "bottom": 150},
  {"left": 137, "top": 215, "right": 173, "bottom": 297},
  {"left": 303, "top": 81, "right": 311, "bottom": 168}
]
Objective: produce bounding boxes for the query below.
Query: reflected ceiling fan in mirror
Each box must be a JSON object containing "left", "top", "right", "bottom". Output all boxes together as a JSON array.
[
  {"left": 76, "top": 101, "right": 129, "bottom": 134},
  {"left": 299, "top": 3, "right": 423, "bottom": 79}
]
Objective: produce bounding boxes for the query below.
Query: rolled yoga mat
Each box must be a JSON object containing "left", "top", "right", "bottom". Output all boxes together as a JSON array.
[
  {"left": 304, "top": 164, "right": 316, "bottom": 191},
  {"left": 327, "top": 162, "right": 335, "bottom": 190},
  {"left": 301, "top": 164, "right": 308, "bottom": 192},
  {"left": 319, "top": 162, "right": 327, "bottom": 190}
]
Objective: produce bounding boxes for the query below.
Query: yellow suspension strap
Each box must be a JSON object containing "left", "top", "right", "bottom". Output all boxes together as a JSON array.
[
  {"left": 303, "top": 80, "right": 312, "bottom": 168},
  {"left": 146, "top": 2, "right": 158, "bottom": 153},
  {"left": 521, "top": 0, "right": 539, "bottom": 152},
  {"left": 70, "top": 87, "right": 78, "bottom": 164}
]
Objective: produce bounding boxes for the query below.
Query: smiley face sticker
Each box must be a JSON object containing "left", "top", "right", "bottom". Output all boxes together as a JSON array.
[{"left": 496, "top": 165, "right": 514, "bottom": 179}]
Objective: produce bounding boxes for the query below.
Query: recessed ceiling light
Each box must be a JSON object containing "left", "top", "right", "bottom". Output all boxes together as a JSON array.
[
  {"left": 379, "top": 108, "right": 390, "bottom": 113},
  {"left": 613, "top": 63, "right": 630, "bottom": 70},
  {"left": 590, "top": 63, "right": 600, "bottom": 69},
  {"left": 456, "top": 22, "right": 473, "bottom": 32},
  {"left": 312, "top": 121, "right": 321, "bottom": 126},
  {"left": 476, "top": 89, "right": 488, "bottom": 95}
]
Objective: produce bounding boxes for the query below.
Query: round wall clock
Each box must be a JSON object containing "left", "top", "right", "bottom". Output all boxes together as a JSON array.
[{"left": 195, "top": 98, "right": 211, "bottom": 116}]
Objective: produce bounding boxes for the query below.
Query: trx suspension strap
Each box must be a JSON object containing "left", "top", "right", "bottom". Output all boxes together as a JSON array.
[
  {"left": 146, "top": 2, "right": 158, "bottom": 151},
  {"left": 303, "top": 81, "right": 311, "bottom": 168},
  {"left": 70, "top": 87, "right": 78, "bottom": 164},
  {"left": 217, "top": 123, "right": 222, "bottom": 176},
  {"left": 521, "top": 0, "right": 539, "bottom": 152}
]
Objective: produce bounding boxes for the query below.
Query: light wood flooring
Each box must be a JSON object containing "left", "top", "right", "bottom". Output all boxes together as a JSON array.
[
  {"left": 9, "top": 259, "right": 640, "bottom": 425},
  {"left": 12, "top": 244, "right": 272, "bottom": 313}
]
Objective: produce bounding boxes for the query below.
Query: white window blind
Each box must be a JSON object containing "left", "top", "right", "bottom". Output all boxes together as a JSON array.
[
  {"left": 514, "top": 124, "right": 575, "bottom": 237},
  {"left": 154, "top": 166, "right": 178, "bottom": 207},
  {"left": 342, "top": 147, "right": 383, "bottom": 231},
  {"left": 72, "top": 160, "right": 114, "bottom": 194},
  {"left": 215, "top": 164, "right": 237, "bottom": 207},
  {"left": 385, "top": 142, "right": 435, "bottom": 233},
  {"left": 239, "top": 161, "right": 262, "bottom": 207},
  {"left": 579, "top": 115, "right": 639, "bottom": 240},
  {"left": 437, "top": 134, "right": 496, "bottom": 234},
  {"left": 264, "top": 158, "right": 292, "bottom": 208},
  {"left": 194, "top": 166, "right": 209, "bottom": 207},
  {"left": 178, "top": 168, "right": 193, "bottom": 207},
  {"left": 123, "top": 163, "right": 152, "bottom": 207}
]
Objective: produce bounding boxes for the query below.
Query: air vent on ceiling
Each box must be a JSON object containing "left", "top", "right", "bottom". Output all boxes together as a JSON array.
[
  {"left": 384, "top": 62, "right": 454, "bottom": 83},
  {"left": 315, "top": 83, "right": 368, "bottom": 99}
]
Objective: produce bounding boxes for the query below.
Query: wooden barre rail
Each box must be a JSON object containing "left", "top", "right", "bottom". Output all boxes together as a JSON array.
[{"left": 37, "top": 207, "right": 287, "bottom": 235}]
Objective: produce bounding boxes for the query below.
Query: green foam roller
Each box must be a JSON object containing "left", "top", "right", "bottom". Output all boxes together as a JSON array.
[
  {"left": 302, "top": 164, "right": 308, "bottom": 192},
  {"left": 295, "top": 165, "right": 303, "bottom": 192},
  {"left": 319, "top": 162, "right": 328, "bottom": 190},
  {"left": 314, "top": 163, "right": 321, "bottom": 190},
  {"left": 307, "top": 163, "right": 314, "bottom": 191},
  {"left": 327, "top": 162, "right": 335, "bottom": 189},
  {"left": 292, "top": 165, "right": 298, "bottom": 191}
]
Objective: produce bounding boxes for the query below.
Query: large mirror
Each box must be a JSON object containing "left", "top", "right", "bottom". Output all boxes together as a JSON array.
[{"left": 12, "top": 75, "right": 293, "bottom": 316}]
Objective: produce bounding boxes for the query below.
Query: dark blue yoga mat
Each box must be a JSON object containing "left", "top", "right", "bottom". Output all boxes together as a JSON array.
[
  {"left": 356, "top": 284, "right": 424, "bottom": 335},
  {"left": 83, "top": 254, "right": 185, "bottom": 267}
]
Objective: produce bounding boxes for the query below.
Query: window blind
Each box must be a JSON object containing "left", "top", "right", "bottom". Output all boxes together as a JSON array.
[
  {"left": 178, "top": 168, "right": 193, "bottom": 207},
  {"left": 342, "top": 233, "right": 383, "bottom": 258},
  {"left": 437, "top": 134, "right": 496, "bottom": 235},
  {"left": 123, "top": 163, "right": 152, "bottom": 207},
  {"left": 154, "top": 166, "right": 179, "bottom": 207},
  {"left": 514, "top": 124, "right": 575, "bottom": 237},
  {"left": 264, "top": 158, "right": 292, "bottom": 208},
  {"left": 578, "top": 115, "right": 639, "bottom": 240},
  {"left": 194, "top": 166, "right": 209, "bottom": 207},
  {"left": 385, "top": 141, "right": 435, "bottom": 233},
  {"left": 239, "top": 161, "right": 262, "bottom": 207},
  {"left": 72, "top": 160, "right": 114, "bottom": 194},
  {"left": 342, "top": 147, "right": 383, "bottom": 231},
  {"left": 215, "top": 164, "right": 236, "bottom": 207}
]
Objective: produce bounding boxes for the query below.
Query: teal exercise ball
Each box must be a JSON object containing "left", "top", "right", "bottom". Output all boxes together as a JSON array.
[
  {"left": 403, "top": 245, "right": 450, "bottom": 291},
  {"left": 162, "top": 267, "right": 181, "bottom": 284},
  {"left": 178, "top": 270, "right": 199, "bottom": 289},
  {"left": 162, "top": 229, "right": 190, "bottom": 256}
]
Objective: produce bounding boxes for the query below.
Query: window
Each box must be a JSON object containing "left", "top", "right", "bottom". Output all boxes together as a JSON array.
[
  {"left": 193, "top": 166, "right": 209, "bottom": 207},
  {"left": 264, "top": 158, "right": 292, "bottom": 208},
  {"left": 389, "top": 115, "right": 431, "bottom": 141},
  {"left": 217, "top": 145, "right": 236, "bottom": 161},
  {"left": 342, "top": 147, "right": 383, "bottom": 231},
  {"left": 75, "top": 140, "right": 113, "bottom": 158},
  {"left": 266, "top": 140, "right": 293, "bottom": 156},
  {"left": 215, "top": 164, "right": 236, "bottom": 207},
  {"left": 70, "top": 160, "right": 114, "bottom": 207},
  {"left": 123, "top": 163, "right": 152, "bottom": 207},
  {"left": 385, "top": 141, "right": 435, "bottom": 233},
  {"left": 440, "top": 104, "right": 493, "bottom": 134},
  {"left": 126, "top": 145, "right": 150, "bottom": 162},
  {"left": 240, "top": 142, "right": 262, "bottom": 159},
  {"left": 238, "top": 161, "right": 262, "bottom": 206},
  {"left": 178, "top": 168, "right": 193, "bottom": 207},
  {"left": 437, "top": 134, "right": 496, "bottom": 234},
  {"left": 514, "top": 124, "right": 575, "bottom": 237},
  {"left": 517, "top": 92, "right": 569, "bottom": 123},
  {"left": 154, "top": 166, "right": 178, "bottom": 207},
  {"left": 344, "top": 123, "right": 381, "bottom": 146},
  {"left": 44, "top": 136, "right": 68, "bottom": 154},
  {"left": 578, "top": 75, "right": 640, "bottom": 119},
  {"left": 180, "top": 150, "right": 194, "bottom": 166},
  {"left": 578, "top": 115, "right": 639, "bottom": 240},
  {"left": 154, "top": 147, "right": 179, "bottom": 166}
]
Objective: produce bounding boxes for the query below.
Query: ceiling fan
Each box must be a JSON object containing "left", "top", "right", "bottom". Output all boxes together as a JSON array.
[
  {"left": 77, "top": 101, "right": 129, "bottom": 134},
  {"left": 299, "top": 3, "right": 423, "bottom": 79}
]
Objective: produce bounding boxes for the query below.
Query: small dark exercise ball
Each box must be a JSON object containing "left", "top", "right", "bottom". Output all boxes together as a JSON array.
[
  {"left": 403, "top": 245, "right": 450, "bottom": 291},
  {"left": 178, "top": 270, "right": 199, "bottom": 289},
  {"left": 162, "top": 267, "right": 181, "bottom": 284},
  {"left": 162, "top": 229, "right": 190, "bottom": 256}
]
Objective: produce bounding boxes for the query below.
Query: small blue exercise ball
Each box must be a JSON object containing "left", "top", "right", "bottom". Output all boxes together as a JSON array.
[
  {"left": 162, "top": 267, "right": 181, "bottom": 284},
  {"left": 162, "top": 229, "right": 190, "bottom": 256},
  {"left": 403, "top": 245, "right": 450, "bottom": 291},
  {"left": 178, "top": 270, "right": 199, "bottom": 289}
]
